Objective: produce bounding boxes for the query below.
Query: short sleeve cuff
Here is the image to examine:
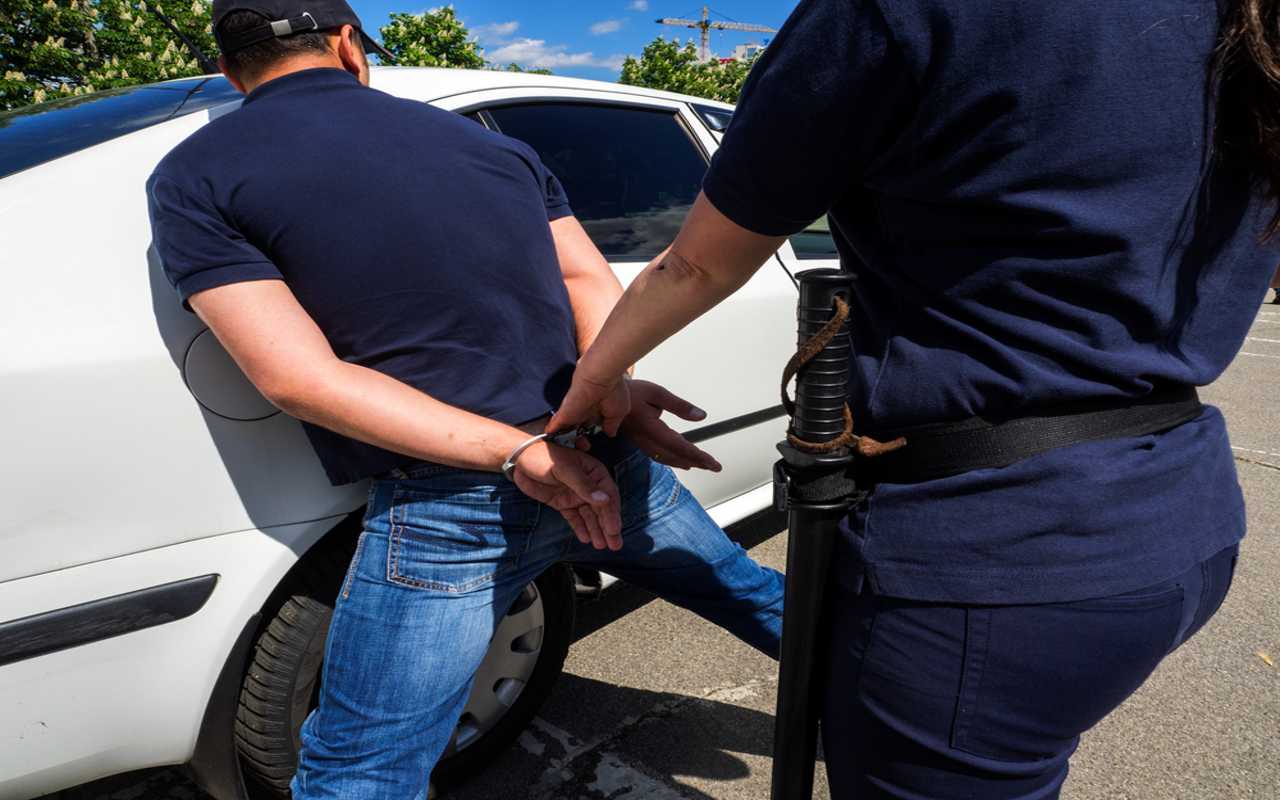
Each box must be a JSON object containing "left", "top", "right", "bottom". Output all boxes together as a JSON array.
[
  {"left": 546, "top": 202, "right": 574, "bottom": 222},
  {"left": 701, "top": 167, "right": 818, "bottom": 238},
  {"left": 175, "top": 262, "right": 284, "bottom": 311}
]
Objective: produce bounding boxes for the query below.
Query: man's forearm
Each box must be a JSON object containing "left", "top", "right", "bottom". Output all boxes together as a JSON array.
[
  {"left": 272, "top": 359, "right": 530, "bottom": 472},
  {"left": 550, "top": 216, "right": 625, "bottom": 355},
  {"left": 564, "top": 270, "right": 623, "bottom": 355}
]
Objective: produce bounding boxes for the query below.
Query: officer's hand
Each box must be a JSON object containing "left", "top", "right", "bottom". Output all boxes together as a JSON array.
[
  {"left": 511, "top": 441, "right": 623, "bottom": 551},
  {"left": 548, "top": 371, "right": 631, "bottom": 439},
  {"left": 620, "top": 380, "right": 722, "bottom": 472}
]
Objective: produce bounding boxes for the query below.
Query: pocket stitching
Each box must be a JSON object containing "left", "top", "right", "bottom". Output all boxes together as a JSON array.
[
  {"left": 385, "top": 486, "right": 534, "bottom": 593},
  {"left": 950, "top": 607, "right": 992, "bottom": 753},
  {"left": 340, "top": 531, "right": 369, "bottom": 600}
]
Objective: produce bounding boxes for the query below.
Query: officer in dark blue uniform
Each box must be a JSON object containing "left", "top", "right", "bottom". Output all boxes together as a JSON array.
[{"left": 553, "top": 0, "right": 1280, "bottom": 796}]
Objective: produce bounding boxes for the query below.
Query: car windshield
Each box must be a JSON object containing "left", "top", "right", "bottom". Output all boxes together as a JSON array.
[{"left": 0, "top": 77, "right": 240, "bottom": 180}]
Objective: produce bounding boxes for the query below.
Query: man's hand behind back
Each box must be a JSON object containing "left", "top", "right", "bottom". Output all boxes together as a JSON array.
[{"left": 512, "top": 442, "right": 623, "bottom": 551}]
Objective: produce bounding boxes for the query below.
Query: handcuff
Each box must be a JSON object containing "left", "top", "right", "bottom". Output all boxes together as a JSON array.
[{"left": 501, "top": 423, "right": 604, "bottom": 481}]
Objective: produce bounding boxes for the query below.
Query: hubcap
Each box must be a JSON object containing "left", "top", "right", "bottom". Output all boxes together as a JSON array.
[{"left": 442, "top": 581, "right": 545, "bottom": 757}]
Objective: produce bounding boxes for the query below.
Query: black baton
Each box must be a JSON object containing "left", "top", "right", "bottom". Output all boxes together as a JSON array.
[{"left": 770, "top": 268, "right": 859, "bottom": 800}]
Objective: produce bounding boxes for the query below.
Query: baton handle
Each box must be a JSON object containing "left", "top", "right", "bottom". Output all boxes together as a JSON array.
[
  {"left": 771, "top": 268, "right": 857, "bottom": 800},
  {"left": 792, "top": 269, "right": 854, "bottom": 444}
]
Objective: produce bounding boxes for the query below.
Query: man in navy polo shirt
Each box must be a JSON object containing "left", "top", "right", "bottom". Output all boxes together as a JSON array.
[
  {"left": 554, "top": 0, "right": 1279, "bottom": 796},
  {"left": 146, "top": 1, "right": 784, "bottom": 796}
]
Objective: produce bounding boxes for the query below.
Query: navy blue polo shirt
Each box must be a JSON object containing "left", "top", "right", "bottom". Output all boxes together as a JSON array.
[
  {"left": 704, "top": 0, "right": 1280, "bottom": 603},
  {"left": 147, "top": 68, "right": 580, "bottom": 485}
]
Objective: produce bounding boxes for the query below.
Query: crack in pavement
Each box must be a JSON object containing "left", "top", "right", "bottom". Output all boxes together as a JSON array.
[{"left": 1235, "top": 455, "right": 1280, "bottom": 473}]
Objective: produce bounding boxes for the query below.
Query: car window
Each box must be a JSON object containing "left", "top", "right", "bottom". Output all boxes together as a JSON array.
[
  {"left": 485, "top": 102, "right": 708, "bottom": 261},
  {"left": 691, "top": 103, "right": 734, "bottom": 133},
  {"left": 0, "top": 77, "right": 240, "bottom": 180},
  {"left": 790, "top": 215, "right": 840, "bottom": 260}
]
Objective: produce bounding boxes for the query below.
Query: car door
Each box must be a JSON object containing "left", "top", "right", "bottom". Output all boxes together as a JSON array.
[{"left": 436, "top": 88, "right": 797, "bottom": 509}]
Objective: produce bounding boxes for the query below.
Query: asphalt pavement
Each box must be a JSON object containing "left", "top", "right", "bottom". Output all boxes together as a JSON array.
[{"left": 48, "top": 303, "right": 1280, "bottom": 800}]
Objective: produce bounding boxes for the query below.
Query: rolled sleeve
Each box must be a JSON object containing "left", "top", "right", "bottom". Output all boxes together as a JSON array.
[
  {"left": 146, "top": 173, "right": 283, "bottom": 310},
  {"left": 543, "top": 169, "right": 573, "bottom": 222},
  {"left": 702, "top": 0, "right": 914, "bottom": 236}
]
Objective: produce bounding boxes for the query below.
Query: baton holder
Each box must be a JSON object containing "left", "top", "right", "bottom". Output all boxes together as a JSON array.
[{"left": 770, "top": 268, "right": 858, "bottom": 800}]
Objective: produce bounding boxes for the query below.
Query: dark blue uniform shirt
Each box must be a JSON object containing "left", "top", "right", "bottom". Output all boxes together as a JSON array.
[
  {"left": 148, "top": 68, "right": 580, "bottom": 485},
  {"left": 704, "top": 0, "right": 1279, "bottom": 603}
]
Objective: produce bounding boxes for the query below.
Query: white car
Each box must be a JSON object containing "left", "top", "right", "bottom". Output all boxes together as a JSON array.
[{"left": 0, "top": 67, "right": 838, "bottom": 800}]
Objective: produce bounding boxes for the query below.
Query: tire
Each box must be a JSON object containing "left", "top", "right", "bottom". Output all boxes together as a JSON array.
[{"left": 234, "top": 548, "right": 575, "bottom": 798}]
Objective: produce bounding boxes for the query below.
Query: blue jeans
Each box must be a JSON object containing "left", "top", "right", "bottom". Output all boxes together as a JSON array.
[
  {"left": 291, "top": 449, "right": 784, "bottom": 799},
  {"left": 822, "top": 544, "right": 1240, "bottom": 798}
]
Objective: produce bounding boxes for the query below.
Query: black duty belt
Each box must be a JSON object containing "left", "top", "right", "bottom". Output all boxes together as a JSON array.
[{"left": 858, "top": 384, "right": 1203, "bottom": 485}]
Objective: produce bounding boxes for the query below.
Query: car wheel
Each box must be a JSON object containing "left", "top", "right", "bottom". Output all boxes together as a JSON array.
[{"left": 234, "top": 550, "right": 575, "bottom": 798}]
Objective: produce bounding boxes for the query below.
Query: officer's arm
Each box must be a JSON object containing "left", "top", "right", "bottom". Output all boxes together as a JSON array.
[
  {"left": 549, "top": 214, "right": 721, "bottom": 471},
  {"left": 549, "top": 215, "right": 624, "bottom": 356},
  {"left": 548, "top": 193, "right": 785, "bottom": 434}
]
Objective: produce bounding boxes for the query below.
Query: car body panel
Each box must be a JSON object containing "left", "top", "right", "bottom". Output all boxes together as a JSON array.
[{"left": 0, "top": 520, "right": 337, "bottom": 798}]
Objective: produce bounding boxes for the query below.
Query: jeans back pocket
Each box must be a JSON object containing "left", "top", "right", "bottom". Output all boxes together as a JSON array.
[{"left": 386, "top": 482, "right": 541, "bottom": 594}]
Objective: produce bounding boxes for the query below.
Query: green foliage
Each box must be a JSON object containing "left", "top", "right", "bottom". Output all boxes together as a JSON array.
[
  {"left": 492, "top": 62, "right": 552, "bottom": 76},
  {"left": 378, "top": 7, "right": 553, "bottom": 74},
  {"left": 619, "top": 37, "right": 756, "bottom": 103},
  {"left": 1, "top": 0, "right": 215, "bottom": 110},
  {"left": 379, "top": 7, "right": 484, "bottom": 70},
  {"left": 0, "top": 0, "right": 554, "bottom": 111}
]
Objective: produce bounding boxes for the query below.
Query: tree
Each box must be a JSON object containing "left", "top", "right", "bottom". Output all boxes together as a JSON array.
[
  {"left": 377, "top": 7, "right": 553, "bottom": 74},
  {"left": 493, "top": 62, "right": 552, "bottom": 76},
  {"left": 619, "top": 37, "right": 756, "bottom": 104},
  {"left": 378, "top": 7, "right": 484, "bottom": 70},
  {"left": 1, "top": 0, "right": 215, "bottom": 110}
]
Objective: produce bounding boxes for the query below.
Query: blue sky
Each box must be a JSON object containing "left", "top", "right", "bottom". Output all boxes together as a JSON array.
[{"left": 349, "top": 1, "right": 798, "bottom": 79}]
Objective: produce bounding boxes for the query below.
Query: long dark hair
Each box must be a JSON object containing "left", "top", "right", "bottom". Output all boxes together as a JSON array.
[{"left": 1217, "top": 0, "right": 1280, "bottom": 237}]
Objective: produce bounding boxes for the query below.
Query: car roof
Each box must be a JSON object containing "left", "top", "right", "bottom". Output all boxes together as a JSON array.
[{"left": 367, "top": 65, "right": 736, "bottom": 110}]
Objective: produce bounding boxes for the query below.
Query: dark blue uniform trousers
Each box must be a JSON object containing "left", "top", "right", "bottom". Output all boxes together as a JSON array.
[{"left": 821, "top": 545, "right": 1239, "bottom": 798}]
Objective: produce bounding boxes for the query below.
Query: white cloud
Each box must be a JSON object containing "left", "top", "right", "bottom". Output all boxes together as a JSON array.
[
  {"left": 473, "top": 20, "right": 520, "bottom": 44},
  {"left": 487, "top": 37, "right": 627, "bottom": 70},
  {"left": 628, "top": 0, "right": 649, "bottom": 10},
  {"left": 590, "top": 19, "right": 624, "bottom": 35}
]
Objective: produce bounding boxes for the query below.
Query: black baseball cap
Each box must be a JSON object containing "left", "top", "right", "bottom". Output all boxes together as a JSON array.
[{"left": 212, "top": 0, "right": 395, "bottom": 63}]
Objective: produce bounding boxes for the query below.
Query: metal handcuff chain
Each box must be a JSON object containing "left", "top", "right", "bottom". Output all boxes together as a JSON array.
[
  {"left": 780, "top": 296, "right": 907, "bottom": 458},
  {"left": 501, "top": 424, "right": 603, "bottom": 481}
]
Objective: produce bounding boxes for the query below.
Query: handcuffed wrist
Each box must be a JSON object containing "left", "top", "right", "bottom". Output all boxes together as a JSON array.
[{"left": 501, "top": 434, "right": 549, "bottom": 481}]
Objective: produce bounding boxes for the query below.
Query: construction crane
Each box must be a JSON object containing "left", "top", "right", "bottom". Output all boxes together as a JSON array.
[{"left": 656, "top": 5, "right": 778, "bottom": 62}]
